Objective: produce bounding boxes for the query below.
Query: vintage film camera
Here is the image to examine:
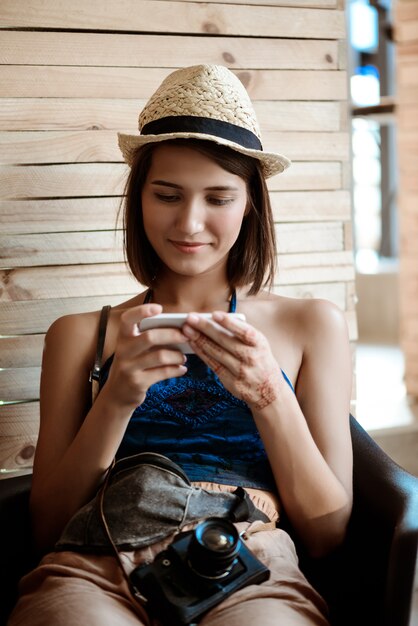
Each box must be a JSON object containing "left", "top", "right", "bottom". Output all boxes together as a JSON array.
[{"left": 130, "top": 517, "right": 270, "bottom": 625}]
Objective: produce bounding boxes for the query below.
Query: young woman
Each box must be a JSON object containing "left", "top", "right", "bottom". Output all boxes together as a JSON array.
[{"left": 9, "top": 64, "right": 352, "bottom": 626}]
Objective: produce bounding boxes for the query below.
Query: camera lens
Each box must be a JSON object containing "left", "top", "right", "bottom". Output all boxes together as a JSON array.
[{"left": 188, "top": 518, "right": 240, "bottom": 579}]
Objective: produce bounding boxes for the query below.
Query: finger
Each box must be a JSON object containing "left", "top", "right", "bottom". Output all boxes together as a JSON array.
[
  {"left": 190, "top": 332, "right": 242, "bottom": 377},
  {"left": 212, "top": 311, "right": 258, "bottom": 346},
  {"left": 190, "top": 337, "right": 228, "bottom": 377},
  {"left": 122, "top": 363, "right": 188, "bottom": 398},
  {"left": 121, "top": 327, "right": 189, "bottom": 360},
  {"left": 120, "top": 304, "right": 163, "bottom": 338},
  {"left": 184, "top": 314, "right": 239, "bottom": 352},
  {"left": 131, "top": 347, "right": 187, "bottom": 372}
]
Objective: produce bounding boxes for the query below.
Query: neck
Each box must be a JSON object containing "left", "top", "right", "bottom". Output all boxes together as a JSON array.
[{"left": 149, "top": 274, "right": 233, "bottom": 313}]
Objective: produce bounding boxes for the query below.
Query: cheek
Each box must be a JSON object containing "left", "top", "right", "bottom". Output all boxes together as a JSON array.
[
  {"left": 142, "top": 203, "right": 168, "bottom": 238},
  {"left": 216, "top": 210, "right": 246, "bottom": 242}
]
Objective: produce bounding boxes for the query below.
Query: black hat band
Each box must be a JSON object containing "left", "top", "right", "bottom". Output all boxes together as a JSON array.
[{"left": 141, "top": 115, "right": 263, "bottom": 151}]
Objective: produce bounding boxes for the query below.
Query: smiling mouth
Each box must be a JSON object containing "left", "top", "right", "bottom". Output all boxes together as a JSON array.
[{"left": 169, "top": 240, "right": 209, "bottom": 252}]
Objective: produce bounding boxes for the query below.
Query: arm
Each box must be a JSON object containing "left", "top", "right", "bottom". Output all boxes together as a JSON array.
[
  {"left": 31, "top": 304, "right": 188, "bottom": 552},
  {"left": 183, "top": 300, "right": 353, "bottom": 557}
]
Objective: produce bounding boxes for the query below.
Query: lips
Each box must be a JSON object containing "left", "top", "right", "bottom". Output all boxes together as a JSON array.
[{"left": 169, "top": 240, "right": 209, "bottom": 253}]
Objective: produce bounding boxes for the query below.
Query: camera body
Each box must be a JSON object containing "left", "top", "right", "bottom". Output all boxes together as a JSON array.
[{"left": 130, "top": 517, "right": 270, "bottom": 625}]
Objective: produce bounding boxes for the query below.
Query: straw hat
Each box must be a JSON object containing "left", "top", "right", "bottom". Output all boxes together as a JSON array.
[{"left": 118, "top": 64, "right": 291, "bottom": 178}]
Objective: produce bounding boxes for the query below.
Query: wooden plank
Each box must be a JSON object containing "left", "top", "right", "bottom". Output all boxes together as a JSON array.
[
  {"left": 276, "top": 250, "right": 355, "bottom": 284},
  {"left": 344, "top": 221, "right": 353, "bottom": 251},
  {"left": 1, "top": 222, "right": 344, "bottom": 268},
  {"left": 0, "top": 32, "right": 344, "bottom": 70},
  {"left": 346, "top": 309, "right": 358, "bottom": 342},
  {"left": 0, "top": 231, "right": 124, "bottom": 267},
  {"left": 0, "top": 402, "right": 39, "bottom": 435},
  {"left": 0, "top": 368, "right": 40, "bottom": 402},
  {"left": 396, "top": 21, "right": 418, "bottom": 44},
  {"left": 0, "top": 198, "right": 122, "bottom": 235},
  {"left": 0, "top": 1, "right": 346, "bottom": 39},
  {"left": 0, "top": 336, "right": 44, "bottom": 369},
  {"left": 275, "top": 222, "right": 343, "bottom": 254},
  {"left": 0, "top": 294, "right": 136, "bottom": 335},
  {"left": 397, "top": 104, "right": 418, "bottom": 130},
  {"left": 395, "top": 1, "right": 418, "bottom": 43},
  {"left": 0, "top": 54, "right": 341, "bottom": 102},
  {"left": 274, "top": 281, "right": 346, "bottom": 309},
  {"left": 0, "top": 403, "right": 38, "bottom": 473},
  {"left": 264, "top": 132, "right": 350, "bottom": 161},
  {"left": 0, "top": 163, "right": 128, "bottom": 199},
  {"left": 345, "top": 280, "right": 357, "bottom": 312},
  {"left": 398, "top": 191, "right": 418, "bottom": 213},
  {"left": 398, "top": 86, "right": 418, "bottom": 105},
  {"left": 168, "top": 0, "right": 338, "bottom": 7},
  {"left": 398, "top": 63, "right": 418, "bottom": 87},
  {"left": 397, "top": 41, "right": 418, "bottom": 64},
  {"left": 0, "top": 264, "right": 138, "bottom": 303},
  {"left": 268, "top": 162, "right": 342, "bottom": 191},
  {"left": 271, "top": 190, "right": 350, "bottom": 221},
  {"left": 0, "top": 130, "right": 123, "bottom": 166}
]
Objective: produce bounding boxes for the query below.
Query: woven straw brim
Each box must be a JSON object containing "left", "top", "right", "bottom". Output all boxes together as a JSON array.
[{"left": 118, "top": 131, "right": 291, "bottom": 178}]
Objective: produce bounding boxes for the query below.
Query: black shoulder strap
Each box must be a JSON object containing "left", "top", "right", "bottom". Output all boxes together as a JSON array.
[{"left": 89, "top": 305, "right": 111, "bottom": 404}]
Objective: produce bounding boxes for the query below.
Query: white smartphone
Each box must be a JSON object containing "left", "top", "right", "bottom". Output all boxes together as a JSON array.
[{"left": 139, "top": 312, "right": 246, "bottom": 354}]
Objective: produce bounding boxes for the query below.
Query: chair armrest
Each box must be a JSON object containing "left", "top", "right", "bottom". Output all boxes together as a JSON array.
[
  {"left": 349, "top": 416, "right": 418, "bottom": 626},
  {"left": 0, "top": 474, "right": 34, "bottom": 625}
]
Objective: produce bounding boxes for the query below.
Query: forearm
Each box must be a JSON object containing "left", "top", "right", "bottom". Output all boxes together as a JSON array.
[
  {"left": 30, "top": 390, "right": 133, "bottom": 552},
  {"left": 253, "top": 391, "right": 351, "bottom": 556}
]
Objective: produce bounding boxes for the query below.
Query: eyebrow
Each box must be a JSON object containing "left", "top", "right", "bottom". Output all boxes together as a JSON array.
[{"left": 150, "top": 180, "right": 239, "bottom": 191}]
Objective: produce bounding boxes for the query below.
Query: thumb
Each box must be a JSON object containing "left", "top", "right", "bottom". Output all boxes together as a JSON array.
[{"left": 120, "top": 303, "right": 163, "bottom": 338}]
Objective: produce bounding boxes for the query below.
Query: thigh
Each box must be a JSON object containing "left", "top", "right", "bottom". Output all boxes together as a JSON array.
[
  {"left": 8, "top": 551, "right": 150, "bottom": 626},
  {"left": 200, "top": 527, "right": 330, "bottom": 626}
]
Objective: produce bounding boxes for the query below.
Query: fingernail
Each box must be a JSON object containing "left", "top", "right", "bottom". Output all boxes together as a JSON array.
[{"left": 212, "top": 311, "right": 225, "bottom": 321}]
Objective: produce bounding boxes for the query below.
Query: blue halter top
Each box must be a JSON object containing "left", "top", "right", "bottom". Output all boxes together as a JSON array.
[{"left": 99, "top": 290, "right": 293, "bottom": 492}]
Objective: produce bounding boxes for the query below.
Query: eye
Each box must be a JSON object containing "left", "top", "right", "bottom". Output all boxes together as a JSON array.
[
  {"left": 207, "top": 197, "right": 235, "bottom": 206},
  {"left": 155, "top": 192, "right": 180, "bottom": 203}
]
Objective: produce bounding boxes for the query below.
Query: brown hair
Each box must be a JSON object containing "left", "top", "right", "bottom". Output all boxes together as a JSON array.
[{"left": 121, "top": 139, "right": 277, "bottom": 295}]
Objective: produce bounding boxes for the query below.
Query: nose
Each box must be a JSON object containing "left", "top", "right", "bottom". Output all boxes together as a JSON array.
[{"left": 174, "top": 197, "right": 204, "bottom": 235}]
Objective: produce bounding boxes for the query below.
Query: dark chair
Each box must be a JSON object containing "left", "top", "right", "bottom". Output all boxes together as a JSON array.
[{"left": 0, "top": 415, "right": 417, "bottom": 626}]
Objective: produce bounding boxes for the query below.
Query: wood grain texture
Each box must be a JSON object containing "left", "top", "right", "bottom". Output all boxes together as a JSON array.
[
  {"left": 396, "top": 0, "right": 418, "bottom": 397},
  {"left": 0, "top": 1, "right": 345, "bottom": 38},
  {"left": 0, "top": 0, "right": 355, "bottom": 471}
]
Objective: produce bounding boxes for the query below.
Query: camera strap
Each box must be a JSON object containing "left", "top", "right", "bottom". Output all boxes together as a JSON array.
[{"left": 97, "top": 461, "right": 149, "bottom": 608}]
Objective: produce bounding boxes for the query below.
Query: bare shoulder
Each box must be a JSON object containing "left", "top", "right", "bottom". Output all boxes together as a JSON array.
[
  {"left": 44, "top": 292, "right": 145, "bottom": 362},
  {"left": 241, "top": 289, "right": 348, "bottom": 337},
  {"left": 39, "top": 312, "right": 108, "bottom": 416},
  {"left": 45, "top": 310, "right": 101, "bottom": 366},
  {"left": 294, "top": 297, "right": 349, "bottom": 343},
  {"left": 239, "top": 290, "right": 349, "bottom": 380}
]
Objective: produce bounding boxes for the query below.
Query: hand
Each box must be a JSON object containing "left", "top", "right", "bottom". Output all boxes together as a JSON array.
[
  {"left": 182, "top": 312, "right": 286, "bottom": 412},
  {"left": 104, "top": 303, "right": 188, "bottom": 411}
]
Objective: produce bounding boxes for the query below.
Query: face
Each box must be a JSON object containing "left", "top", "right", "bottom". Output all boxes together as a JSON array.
[{"left": 141, "top": 143, "right": 249, "bottom": 280}]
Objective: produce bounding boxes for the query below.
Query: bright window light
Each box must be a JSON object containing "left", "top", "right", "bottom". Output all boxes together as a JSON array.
[{"left": 349, "top": 0, "right": 379, "bottom": 52}]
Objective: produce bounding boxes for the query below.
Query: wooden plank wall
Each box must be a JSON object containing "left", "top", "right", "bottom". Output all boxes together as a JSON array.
[
  {"left": 395, "top": 0, "right": 418, "bottom": 398},
  {"left": 0, "top": 0, "right": 355, "bottom": 476}
]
